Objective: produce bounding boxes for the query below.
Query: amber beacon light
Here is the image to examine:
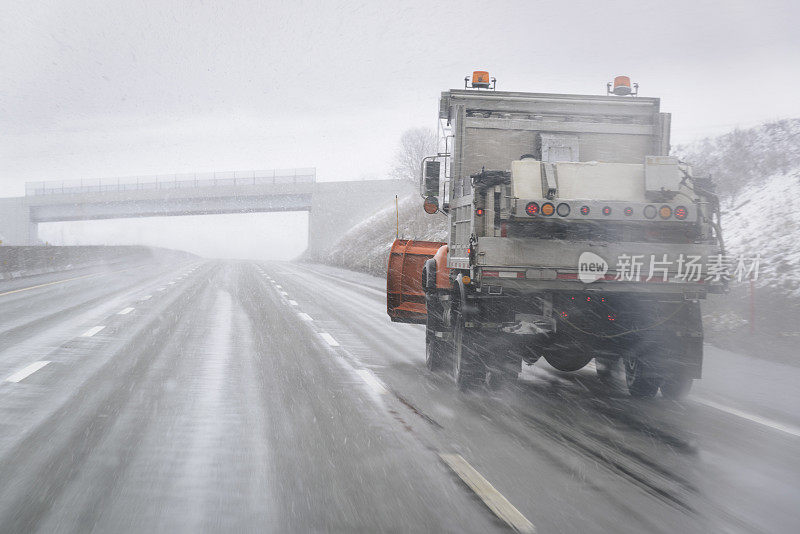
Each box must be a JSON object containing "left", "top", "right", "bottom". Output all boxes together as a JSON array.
[
  {"left": 465, "top": 70, "right": 496, "bottom": 90},
  {"left": 607, "top": 75, "right": 639, "bottom": 96}
]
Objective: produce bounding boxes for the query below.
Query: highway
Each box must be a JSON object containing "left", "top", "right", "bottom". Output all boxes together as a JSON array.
[{"left": 0, "top": 259, "right": 798, "bottom": 533}]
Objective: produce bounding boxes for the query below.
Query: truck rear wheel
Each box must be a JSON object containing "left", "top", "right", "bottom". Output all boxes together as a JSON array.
[
  {"left": 452, "top": 312, "right": 485, "bottom": 390},
  {"left": 624, "top": 358, "right": 660, "bottom": 397}
]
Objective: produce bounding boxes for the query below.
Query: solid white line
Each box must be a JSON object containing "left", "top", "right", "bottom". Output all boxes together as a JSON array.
[
  {"left": 297, "top": 312, "right": 313, "bottom": 321},
  {"left": 288, "top": 300, "right": 298, "bottom": 306},
  {"left": 6, "top": 361, "right": 51, "bottom": 383},
  {"left": 319, "top": 332, "right": 339, "bottom": 347},
  {"left": 694, "top": 397, "right": 800, "bottom": 438},
  {"left": 140, "top": 295, "right": 152, "bottom": 301},
  {"left": 81, "top": 325, "right": 106, "bottom": 337},
  {"left": 439, "top": 453, "right": 536, "bottom": 533},
  {"left": 355, "top": 369, "right": 388, "bottom": 394},
  {"left": 118, "top": 307, "right": 135, "bottom": 315}
]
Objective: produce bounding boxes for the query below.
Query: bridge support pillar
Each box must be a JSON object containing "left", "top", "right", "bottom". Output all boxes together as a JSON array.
[{"left": 0, "top": 198, "right": 37, "bottom": 246}]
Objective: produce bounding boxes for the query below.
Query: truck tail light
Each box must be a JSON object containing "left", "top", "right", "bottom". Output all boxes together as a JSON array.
[
  {"left": 580, "top": 205, "right": 590, "bottom": 215},
  {"left": 556, "top": 203, "right": 570, "bottom": 217},
  {"left": 525, "top": 202, "right": 539, "bottom": 216},
  {"left": 624, "top": 207, "right": 633, "bottom": 216},
  {"left": 602, "top": 206, "right": 612, "bottom": 216},
  {"left": 541, "top": 203, "right": 555, "bottom": 216},
  {"left": 675, "top": 206, "right": 688, "bottom": 220},
  {"left": 659, "top": 205, "right": 672, "bottom": 219},
  {"left": 644, "top": 205, "right": 657, "bottom": 219}
]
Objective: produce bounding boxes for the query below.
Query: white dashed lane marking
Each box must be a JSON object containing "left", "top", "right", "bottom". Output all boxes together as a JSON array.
[
  {"left": 288, "top": 300, "right": 298, "bottom": 306},
  {"left": 297, "top": 313, "right": 313, "bottom": 322},
  {"left": 81, "top": 325, "right": 106, "bottom": 337},
  {"left": 139, "top": 295, "right": 152, "bottom": 301},
  {"left": 355, "top": 369, "right": 388, "bottom": 394},
  {"left": 118, "top": 307, "right": 135, "bottom": 315},
  {"left": 5, "top": 361, "right": 51, "bottom": 383},
  {"left": 319, "top": 332, "right": 340, "bottom": 347},
  {"left": 439, "top": 453, "right": 536, "bottom": 534}
]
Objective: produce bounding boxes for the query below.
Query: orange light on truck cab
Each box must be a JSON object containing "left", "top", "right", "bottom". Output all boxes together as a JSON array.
[
  {"left": 612, "top": 76, "right": 632, "bottom": 95},
  {"left": 472, "top": 71, "right": 490, "bottom": 88},
  {"left": 607, "top": 75, "right": 638, "bottom": 97}
]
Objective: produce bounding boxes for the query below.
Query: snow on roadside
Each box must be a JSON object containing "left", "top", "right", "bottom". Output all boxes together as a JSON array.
[{"left": 721, "top": 169, "right": 800, "bottom": 295}]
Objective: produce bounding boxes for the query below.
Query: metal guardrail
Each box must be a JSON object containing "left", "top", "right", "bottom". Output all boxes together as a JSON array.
[{"left": 24, "top": 168, "right": 316, "bottom": 196}]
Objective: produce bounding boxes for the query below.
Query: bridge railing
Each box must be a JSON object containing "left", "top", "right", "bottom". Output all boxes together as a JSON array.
[{"left": 25, "top": 168, "right": 316, "bottom": 196}]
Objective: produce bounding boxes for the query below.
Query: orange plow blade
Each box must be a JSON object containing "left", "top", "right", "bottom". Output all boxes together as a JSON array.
[{"left": 387, "top": 239, "right": 445, "bottom": 324}]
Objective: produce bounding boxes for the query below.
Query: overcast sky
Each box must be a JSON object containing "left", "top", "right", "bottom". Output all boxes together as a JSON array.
[{"left": 1, "top": 0, "right": 798, "bottom": 258}]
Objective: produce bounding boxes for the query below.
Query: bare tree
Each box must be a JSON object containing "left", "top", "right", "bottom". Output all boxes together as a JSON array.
[{"left": 391, "top": 127, "right": 438, "bottom": 183}]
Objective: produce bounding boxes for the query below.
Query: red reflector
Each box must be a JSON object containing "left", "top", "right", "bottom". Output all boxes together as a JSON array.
[
  {"left": 675, "top": 206, "right": 688, "bottom": 220},
  {"left": 476, "top": 208, "right": 484, "bottom": 216},
  {"left": 500, "top": 222, "right": 508, "bottom": 237}
]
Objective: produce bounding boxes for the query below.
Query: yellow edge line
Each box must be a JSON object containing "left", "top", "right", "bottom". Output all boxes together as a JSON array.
[
  {"left": 440, "top": 453, "right": 536, "bottom": 533},
  {"left": 0, "top": 267, "right": 135, "bottom": 298}
]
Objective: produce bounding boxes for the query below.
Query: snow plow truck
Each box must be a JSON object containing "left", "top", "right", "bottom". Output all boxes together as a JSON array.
[{"left": 386, "top": 73, "right": 724, "bottom": 398}]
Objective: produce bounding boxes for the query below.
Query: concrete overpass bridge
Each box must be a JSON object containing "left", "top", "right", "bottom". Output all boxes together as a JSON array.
[{"left": 0, "top": 169, "right": 414, "bottom": 252}]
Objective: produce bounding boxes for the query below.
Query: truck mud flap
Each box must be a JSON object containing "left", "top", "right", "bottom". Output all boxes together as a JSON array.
[{"left": 387, "top": 239, "right": 445, "bottom": 324}]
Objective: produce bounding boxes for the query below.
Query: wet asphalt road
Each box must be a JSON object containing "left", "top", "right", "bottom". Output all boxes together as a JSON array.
[{"left": 0, "top": 259, "right": 798, "bottom": 533}]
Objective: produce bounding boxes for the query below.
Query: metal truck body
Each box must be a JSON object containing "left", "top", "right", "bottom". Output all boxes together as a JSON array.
[{"left": 387, "top": 76, "right": 723, "bottom": 397}]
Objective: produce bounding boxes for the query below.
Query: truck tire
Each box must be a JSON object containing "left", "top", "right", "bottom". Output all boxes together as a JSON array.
[
  {"left": 624, "top": 358, "right": 660, "bottom": 397},
  {"left": 425, "top": 297, "right": 447, "bottom": 371},
  {"left": 452, "top": 311, "right": 485, "bottom": 390}
]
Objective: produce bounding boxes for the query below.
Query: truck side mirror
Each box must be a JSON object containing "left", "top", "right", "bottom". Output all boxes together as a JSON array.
[{"left": 423, "top": 160, "right": 441, "bottom": 197}]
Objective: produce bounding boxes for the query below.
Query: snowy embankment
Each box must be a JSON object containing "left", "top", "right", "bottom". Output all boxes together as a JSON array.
[
  {"left": 720, "top": 170, "right": 800, "bottom": 295},
  {"left": 308, "top": 193, "right": 447, "bottom": 277}
]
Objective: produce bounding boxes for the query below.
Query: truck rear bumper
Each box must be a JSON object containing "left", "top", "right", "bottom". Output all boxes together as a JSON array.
[{"left": 475, "top": 237, "right": 721, "bottom": 295}]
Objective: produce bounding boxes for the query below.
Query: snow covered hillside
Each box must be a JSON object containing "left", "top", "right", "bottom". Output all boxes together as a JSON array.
[
  {"left": 674, "top": 119, "right": 800, "bottom": 296},
  {"left": 307, "top": 193, "right": 447, "bottom": 277},
  {"left": 721, "top": 170, "right": 800, "bottom": 295}
]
